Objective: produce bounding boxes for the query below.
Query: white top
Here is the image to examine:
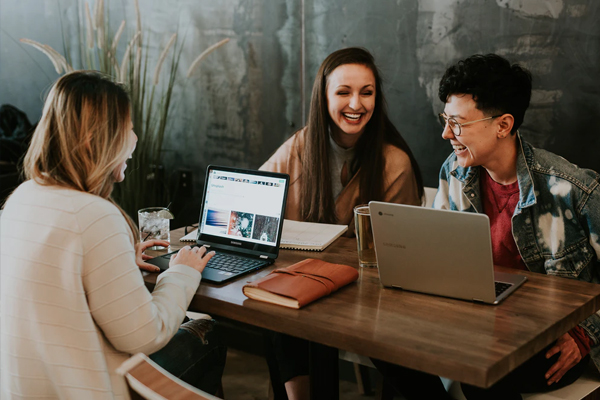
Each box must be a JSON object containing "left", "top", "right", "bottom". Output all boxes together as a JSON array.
[{"left": 0, "top": 181, "right": 202, "bottom": 400}]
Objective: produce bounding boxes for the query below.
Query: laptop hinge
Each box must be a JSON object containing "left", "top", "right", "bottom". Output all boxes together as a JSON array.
[
  {"left": 260, "top": 255, "right": 268, "bottom": 259},
  {"left": 472, "top": 298, "right": 485, "bottom": 304}
]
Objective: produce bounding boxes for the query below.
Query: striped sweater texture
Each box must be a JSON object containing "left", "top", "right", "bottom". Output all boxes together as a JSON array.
[{"left": 0, "top": 181, "right": 201, "bottom": 399}]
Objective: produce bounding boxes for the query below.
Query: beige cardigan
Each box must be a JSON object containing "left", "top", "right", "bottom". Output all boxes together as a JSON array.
[
  {"left": 260, "top": 129, "right": 421, "bottom": 234},
  {"left": 0, "top": 181, "right": 201, "bottom": 399}
]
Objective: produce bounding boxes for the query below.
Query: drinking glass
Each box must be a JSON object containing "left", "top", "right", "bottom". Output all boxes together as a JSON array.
[
  {"left": 138, "top": 207, "right": 170, "bottom": 250},
  {"left": 354, "top": 204, "right": 377, "bottom": 268}
]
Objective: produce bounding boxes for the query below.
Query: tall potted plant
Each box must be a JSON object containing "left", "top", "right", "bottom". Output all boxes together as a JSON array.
[{"left": 21, "top": 0, "right": 228, "bottom": 218}]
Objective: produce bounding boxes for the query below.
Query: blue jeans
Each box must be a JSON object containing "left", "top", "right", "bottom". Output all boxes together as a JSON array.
[{"left": 149, "top": 318, "right": 227, "bottom": 395}]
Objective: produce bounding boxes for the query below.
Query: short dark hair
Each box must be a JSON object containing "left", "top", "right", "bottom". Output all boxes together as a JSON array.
[{"left": 438, "top": 54, "right": 532, "bottom": 133}]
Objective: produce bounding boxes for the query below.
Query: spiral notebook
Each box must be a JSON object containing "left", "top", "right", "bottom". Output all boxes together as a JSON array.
[{"left": 181, "top": 219, "right": 347, "bottom": 251}]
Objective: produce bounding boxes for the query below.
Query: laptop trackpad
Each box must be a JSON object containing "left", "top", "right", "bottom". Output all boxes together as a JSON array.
[{"left": 147, "top": 252, "right": 176, "bottom": 271}]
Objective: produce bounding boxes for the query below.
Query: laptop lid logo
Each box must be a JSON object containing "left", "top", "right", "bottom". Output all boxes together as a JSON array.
[{"left": 383, "top": 242, "right": 406, "bottom": 249}]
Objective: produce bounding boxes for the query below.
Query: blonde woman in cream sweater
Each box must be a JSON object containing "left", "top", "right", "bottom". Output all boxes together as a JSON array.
[{"left": 0, "top": 71, "right": 226, "bottom": 399}]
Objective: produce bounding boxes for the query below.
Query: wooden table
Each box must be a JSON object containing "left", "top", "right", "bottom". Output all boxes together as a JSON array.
[{"left": 144, "top": 227, "right": 600, "bottom": 397}]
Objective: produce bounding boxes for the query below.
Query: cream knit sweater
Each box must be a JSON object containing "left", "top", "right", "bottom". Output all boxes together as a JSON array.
[{"left": 0, "top": 181, "right": 202, "bottom": 399}]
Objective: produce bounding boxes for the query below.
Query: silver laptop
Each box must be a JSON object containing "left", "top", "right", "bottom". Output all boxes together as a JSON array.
[{"left": 369, "top": 202, "right": 526, "bottom": 304}]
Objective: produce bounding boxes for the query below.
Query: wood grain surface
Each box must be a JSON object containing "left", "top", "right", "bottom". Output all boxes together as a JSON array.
[{"left": 143, "top": 227, "right": 600, "bottom": 388}]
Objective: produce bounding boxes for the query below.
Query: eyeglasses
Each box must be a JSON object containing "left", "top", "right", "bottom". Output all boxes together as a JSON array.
[{"left": 438, "top": 113, "right": 503, "bottom": 136}]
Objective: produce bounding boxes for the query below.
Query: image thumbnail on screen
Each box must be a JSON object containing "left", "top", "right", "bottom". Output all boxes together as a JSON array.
[
  {"left": 206, "top": 209, "right": 229, "bottom": 228},
  {"left": 228, "top": 211, "right": 254, "bottom": 238},
  {"left": 252, "top": 215, "right": 280, "bottom": 242}
]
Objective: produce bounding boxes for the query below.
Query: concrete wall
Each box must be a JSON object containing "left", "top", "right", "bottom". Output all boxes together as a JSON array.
[{"left": 2, "top": 0, "right": 599, "bottom": 202}]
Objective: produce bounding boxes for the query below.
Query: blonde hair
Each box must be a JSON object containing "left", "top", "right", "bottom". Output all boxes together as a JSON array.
[{"left": 23, "top": 71, "right": 138, "bottom": 239}]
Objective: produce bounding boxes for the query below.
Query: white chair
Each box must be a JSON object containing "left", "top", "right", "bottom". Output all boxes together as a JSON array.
[
  {"left": 117, "top": 353, "right": 222, "bottom": 400},
  {"left": 423, "top": 187, "right": 438, "bottom": 208},
  {"left": 338, "top": 350, "right": 376, "bottom": 394}
]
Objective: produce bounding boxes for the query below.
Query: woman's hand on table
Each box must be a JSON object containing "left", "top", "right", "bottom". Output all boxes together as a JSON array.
[
  {"left": 170, "top": 245, "right": 215, "bottom": 274},
  {"left": 135, "top": 239, "right": 170, "bottom": 272}
]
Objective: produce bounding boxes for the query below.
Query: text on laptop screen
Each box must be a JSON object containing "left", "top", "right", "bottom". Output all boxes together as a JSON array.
[{"left": 200, "top": 170, "right": 286, "bottom": 247}]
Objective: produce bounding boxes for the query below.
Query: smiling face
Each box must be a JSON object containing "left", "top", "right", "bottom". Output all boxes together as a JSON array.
[
  {"left": 113, "top": 119, "right": 137, "bottom": 182},
  {"left": 326, "top": 63, "right": 376, "bottom": 148},
  {"left": 442, "top": 94, "right": 510, "bottom": 170}
]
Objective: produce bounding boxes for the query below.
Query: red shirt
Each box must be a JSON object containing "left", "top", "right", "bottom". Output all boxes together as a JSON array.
[
  {"left": 480, "top": 169, "right": 592, "bottom": 357},
  {"left": 480, "top": 169, "right": 527, "bottom": 270}
]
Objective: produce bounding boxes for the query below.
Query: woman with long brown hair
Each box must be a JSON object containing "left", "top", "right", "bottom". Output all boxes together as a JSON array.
[
  {"left": 260, "top": 47, "right": 424, "bottom": 399},
  {"left": 0, "top": 71, "right": 225, "bottom": 399},
  {"left": 262, "top": 47, "right": 423, "bottom": 230}
]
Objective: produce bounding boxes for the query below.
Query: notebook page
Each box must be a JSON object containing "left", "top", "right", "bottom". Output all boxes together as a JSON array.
[
  {"left": 180, "top": 229, "right": 198, "bottom": 242},
  {"left": 280, "top": 220, "right": 347, "bottom": 247}
]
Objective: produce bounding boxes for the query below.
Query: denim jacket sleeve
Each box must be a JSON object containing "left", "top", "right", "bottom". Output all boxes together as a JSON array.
[
  {"left": 578, "top": 183, "right": 600, "bottom": 345},
  {"left": 583, "top": 184, "right": 600, "bottom": 271}
]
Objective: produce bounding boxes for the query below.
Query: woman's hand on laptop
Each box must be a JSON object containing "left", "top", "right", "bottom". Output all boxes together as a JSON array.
[
  {"left": 135, "top": 240, "right": 171, "bottom": 272},
  {"left": 171, "top": 245, "right": 216, "bottom": 273}
]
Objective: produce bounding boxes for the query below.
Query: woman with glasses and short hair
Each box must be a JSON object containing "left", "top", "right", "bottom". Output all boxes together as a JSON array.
[
  {"left": 0, "top": 71, "right": 226, "bottom": 399},
  {"left": 376, "top": 53, "right": 600, "bottom": 400},
  {"left": 436, "top": 52, "right": 600, "bottom": 400},
  {"left": 260, "top": 47, "right": 424, "bottom": 400}
]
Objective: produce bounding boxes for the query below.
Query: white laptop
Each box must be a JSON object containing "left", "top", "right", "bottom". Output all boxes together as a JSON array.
[{"left": 369, "top": 202, "right": 527, "bottom": 304}]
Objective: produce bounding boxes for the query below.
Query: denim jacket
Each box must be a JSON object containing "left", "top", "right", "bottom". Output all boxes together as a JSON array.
[{"left": 433, "top": 136, "right": 600, "bottom": 368}]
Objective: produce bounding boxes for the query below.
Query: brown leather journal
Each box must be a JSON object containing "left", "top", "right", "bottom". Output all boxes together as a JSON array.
[{"left": 242, "top": 258, "right": 359, "bottom": 309}]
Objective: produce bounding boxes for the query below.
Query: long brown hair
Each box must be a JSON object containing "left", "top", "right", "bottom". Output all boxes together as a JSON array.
[
  {"left": 23, "top": 71, "right": 138, "bottom": 239},
  {"left": 300, "top": 47, "right": 424, "bottom": 223}
]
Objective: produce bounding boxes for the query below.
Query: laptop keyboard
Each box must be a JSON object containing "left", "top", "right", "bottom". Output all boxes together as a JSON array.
[
  {"left": 159, "top": 248, "right": 268, "bottom": 277},
  {"left": 204, "top": 252, "right": 268, "bottom": 276},
  {"left": 495, "top": 281, "right": 513, "bottom": 297}
]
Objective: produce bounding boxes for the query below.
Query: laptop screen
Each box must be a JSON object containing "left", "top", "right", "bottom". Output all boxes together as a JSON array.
[{"left": 197, "top": 165, "right": 289, "bottom": 256}]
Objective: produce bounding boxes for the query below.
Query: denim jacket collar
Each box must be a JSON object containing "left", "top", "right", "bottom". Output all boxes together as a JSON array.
[
  {"left": 515, "top": 133, "right": 537, "bottom": 210},
  {"left": 449, "top": 132, "right": 538, "bottom": 212}
]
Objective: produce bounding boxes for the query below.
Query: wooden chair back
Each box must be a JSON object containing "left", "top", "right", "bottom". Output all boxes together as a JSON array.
[{"left": 117, "top": 353, "right": 221, "bottom": 400}]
